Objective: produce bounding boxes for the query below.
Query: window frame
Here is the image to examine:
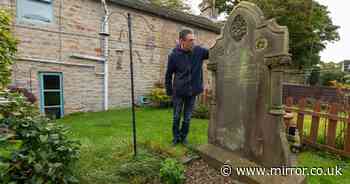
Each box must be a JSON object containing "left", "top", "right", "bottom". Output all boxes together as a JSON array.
[
  {"left": 16, "top": 0, "right": 54, "bottom": 24},
  {"left": 39, "top": 72, "right": 64, "bottom": 119}
]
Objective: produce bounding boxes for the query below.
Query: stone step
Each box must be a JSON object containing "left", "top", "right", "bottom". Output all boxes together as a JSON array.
[{"left": 197, "top": 144, "right": 307, "bottom": 184}]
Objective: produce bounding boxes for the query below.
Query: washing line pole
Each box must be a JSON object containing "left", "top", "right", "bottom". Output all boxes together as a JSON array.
[{"left": 127, "top": 13, "right": 137, "bottom": 157}]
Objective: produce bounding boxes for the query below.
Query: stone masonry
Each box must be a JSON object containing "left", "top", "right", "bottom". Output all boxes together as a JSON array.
[{"left": 0, "top": 0, "right": 220, "bottom": 115}]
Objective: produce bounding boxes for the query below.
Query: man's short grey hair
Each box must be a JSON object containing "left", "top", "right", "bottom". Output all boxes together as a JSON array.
[{"left": 179, "top": 29, "right": 193, "bottom": 40}]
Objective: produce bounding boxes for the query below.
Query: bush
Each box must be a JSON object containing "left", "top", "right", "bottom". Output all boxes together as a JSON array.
[
  {"left": 307, "top": 67, "right": 320, "bottom": 86},
  {"left": 8, "top": 85, "right": 37, "bottom": 104},
  {"left": 0, "top": 9, "right": 18, "bottom": 90},
  {"left": 320, "top": 71, "right": 345, "bottom": 86},
  {"left": 159, "top": 158, "right": 185, "bottom": 184},
  {"left": 0, "top": 117, "right": 80, "bottom": 184},
  {"left": 149, "top": 87, "right": 171, "bottom": 108},
  {"left": 0, "top": 91, "right": 80, "bottom": 184},
  {"left": 0, "top": 9, "right": 80, "bottom": 184},
  {"left": 192, "top": 104, "right": 209, "bottom": 119},
  {"left": 0, "top": 90, "right": 39, "bottom": 119}
]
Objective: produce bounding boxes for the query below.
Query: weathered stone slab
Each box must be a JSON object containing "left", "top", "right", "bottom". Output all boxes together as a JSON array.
[
  {"left": 198, "top": 144, "right": 307, "bottom": 184},
  {"left": 198, "top": 2, "right": 306, "bottom": 183}
]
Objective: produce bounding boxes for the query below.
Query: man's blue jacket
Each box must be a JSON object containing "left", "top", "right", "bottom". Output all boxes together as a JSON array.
[{"left": 165, "top": 45, "right": 209, "bottom": 97}]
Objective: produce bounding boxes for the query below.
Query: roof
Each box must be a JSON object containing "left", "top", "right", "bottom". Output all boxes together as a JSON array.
[{"left": 109, "top": 0, "right": 221, "bottom": 34}]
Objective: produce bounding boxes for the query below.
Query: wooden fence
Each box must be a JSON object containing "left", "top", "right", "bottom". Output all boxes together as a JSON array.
[
  {"left": 283, "top": 84, "right": 350, "bottom": 104},
  {"left": 284, "top": 96, "right": 350, "bottom": 157}
]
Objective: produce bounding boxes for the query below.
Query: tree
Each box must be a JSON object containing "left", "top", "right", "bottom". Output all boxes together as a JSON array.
[
  {"left": 0, "top": 9, "right": 17, "bottom": 90},
  {"left": 215, "top": 0, "right": 340, "bottom": 69},
  {"left": 307, "top": 67, "right": 320, "bottom": 86},
  {"left": 320, "top": 71, "right": 345, "bottom": 86},
  {"left": 319, "top": 62, "right": 345, "bottom": 86},
  {"left": 149, "top": 0, "right": 191, "bottom": 12}
]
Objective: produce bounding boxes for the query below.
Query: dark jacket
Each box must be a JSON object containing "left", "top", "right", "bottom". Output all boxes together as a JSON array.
[{"left": 165, "top": 45, "right": 209, "bottom": 97}]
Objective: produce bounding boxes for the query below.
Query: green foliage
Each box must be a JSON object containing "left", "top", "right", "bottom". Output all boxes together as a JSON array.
[
  {"left": 320, "top": 71, "right": 345, "bottom": 86},
  {"left": 0, "top": 91, "right": 80, "bottom": 184},
  {"left": 116, "top": 141, "right": 188, "bottom": 184},
  {"left": 149, "top": 0, "right": 190, "bottom": 12},
  {"left": 159, "top": 158, "right": 185, "bottom": 184},
  {"left": 0, "top": 9, "right": 18, "bottom": 90},
  {"left": 117, "top": 149, "right": 162, "bottom": 184},
  {"left": 8, "top": 85, "right": 37, "bottom": 104},
  {"left": 298, "top": 150, "right": 350, "bottom": 184},
  {"left": 215, "top": 0, "right": 340, "bottom": 68},
  {"left": 319, "top": 62, "right": 342, "bottom": 71},
  {"left": 0, "top": 90, "right": 39, "bottom": 119},
  {"left": 192, "top": 104, "right": 209, "bottom": 119},
  {"left": 149, "top": 87, "right": 171, "bottom": 108},
  {"left": 344, "top": 74, "right": 350, "bottom": 84},
  {"left": 307, "top": 67, "right": 320, "bottom": 86},
  {"left": 216, "top": 0, "right": 236, "bottom": 15},
  {"left": 141, "top": 140, "right": 178, "bottom": 158},
  {"left": 0, "top": 117, "right": 81, "bottom": 184},
  {"left": 307, "top": 62, "right": 345, "bottom": 86}
]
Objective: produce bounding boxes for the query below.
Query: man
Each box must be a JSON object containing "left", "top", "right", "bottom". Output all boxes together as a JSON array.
[{"left": 165, "top": 29, "right": 209, "bottom": 146}]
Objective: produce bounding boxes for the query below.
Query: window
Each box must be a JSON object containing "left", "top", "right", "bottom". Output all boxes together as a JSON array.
[
  {"left": 17, "top": 0, "right": 53, "bottom": 23},
  {"left": 39, "top": 73, "right": 64, "bottom": 119}
]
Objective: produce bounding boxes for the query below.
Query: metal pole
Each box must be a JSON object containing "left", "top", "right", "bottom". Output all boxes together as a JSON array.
[{"left": 128, "top": 13, "right": 137, "bottom": 157}]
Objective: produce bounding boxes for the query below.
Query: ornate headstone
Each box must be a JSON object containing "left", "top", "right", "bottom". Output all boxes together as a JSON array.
[
  {"left": 198, "top": 2, "right": 306, "bottom": 184},
  {"left": 199, "top": 0, "right": 218, "bottom": 20}
]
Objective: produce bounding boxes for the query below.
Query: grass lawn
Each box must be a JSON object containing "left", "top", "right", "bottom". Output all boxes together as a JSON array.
[
  {"left": 56, "top": 107, "right": 350, "bottom": 184},
  {"left": 56, "top": 107, "right": 207, "bottom": 183},
  {"left": 298, "top": 150, "right": 350, "bottom": 184}
]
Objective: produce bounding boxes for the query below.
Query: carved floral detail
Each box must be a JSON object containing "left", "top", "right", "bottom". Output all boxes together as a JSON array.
[{"left": 230, "top": 15, "right": 248, "bottom": 41}]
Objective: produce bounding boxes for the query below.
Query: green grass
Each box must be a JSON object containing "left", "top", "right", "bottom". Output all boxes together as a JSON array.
[
  {"left": 298, "top": 150, "right": 350, "bottom": 184},
  {"left": 56, "top": 107, "right": 350, "bottom": 184},
  {"left": 56, "top": 107, "right": 207, "bottom": 183}
]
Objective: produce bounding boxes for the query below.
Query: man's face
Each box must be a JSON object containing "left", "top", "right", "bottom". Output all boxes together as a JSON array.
[{"left": 180, "top": 33, "right": 195, "bottom": 51}]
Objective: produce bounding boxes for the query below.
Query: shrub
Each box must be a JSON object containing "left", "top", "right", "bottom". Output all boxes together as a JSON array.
[
  {"left": 0, "top": 90, "right": 39, "bottom": 119},
  {"left": 0, "top": 9, "right": 80, "bottom": 184},
  {"left": 159, "top": 158, "right": 185, "bottom": 184},
  {"left": 8, "top": 85, "right": 37, "bottom": 104},
  {"left": 320, "top": 71, "right": 345, "bottom": 86},
  {"left": 307, "top": 67, "right": 320, "bottom": 86},
  {"left": 0, "top": 91, "right": 80, "bottom": 184},
  {"left": 0, "top": 117, "right": 80, "bottom": 184},
  {"left": 192, "top": 104, "right": 209, "bottom": 119},
  {"left": 149, "top": 87, "right": 171, "bottom": 108},
  {"left": 0, "top": 9, "right": 18, "bottom": 90}
]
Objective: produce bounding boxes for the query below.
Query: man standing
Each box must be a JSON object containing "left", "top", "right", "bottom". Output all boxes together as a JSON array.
[{"left": 165, "top": 29, "right": 209, "bottom": 146}]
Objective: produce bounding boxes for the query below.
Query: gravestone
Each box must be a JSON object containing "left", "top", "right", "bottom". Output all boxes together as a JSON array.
[{"left": 198, "top": 2, "right": 306, "bottom": 184}]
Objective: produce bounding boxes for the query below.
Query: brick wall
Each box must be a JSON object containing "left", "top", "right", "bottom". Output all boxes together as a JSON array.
[{"left": 1, "top": 0, "right": 219, "bottom": 115}]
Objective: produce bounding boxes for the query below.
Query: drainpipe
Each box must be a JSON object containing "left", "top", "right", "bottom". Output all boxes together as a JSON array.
[{"left": 100, "top": 0, "right": 110, "bottom": 111}]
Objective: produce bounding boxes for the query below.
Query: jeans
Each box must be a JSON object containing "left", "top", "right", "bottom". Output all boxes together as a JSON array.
[{"left": 172, "top": 95, "right": 196, "bottom": 143}]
